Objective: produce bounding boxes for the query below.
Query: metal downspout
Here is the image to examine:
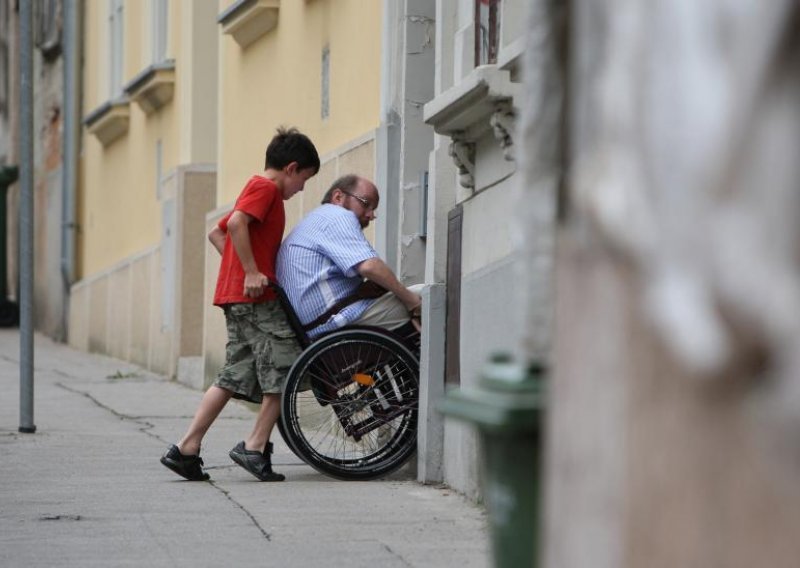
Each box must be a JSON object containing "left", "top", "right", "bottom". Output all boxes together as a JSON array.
[
  {"left": 61, "top": 0, "right": 82, "bottom": 340},
  {"left": 375, "top": 0, "right": 399, "bottom": 269}
]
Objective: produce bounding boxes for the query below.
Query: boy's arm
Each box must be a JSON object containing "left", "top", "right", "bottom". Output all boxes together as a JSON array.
[
  {"left": 227, "top": 210, "right": 269, "bottom": 298},
  {"left": 208, "top": 226, "right": 226, "bottom": 255}
]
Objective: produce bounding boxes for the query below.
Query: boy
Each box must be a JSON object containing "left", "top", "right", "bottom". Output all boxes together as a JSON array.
[{"left": 160, "top": 127, "right": 319, "bottom": 482}]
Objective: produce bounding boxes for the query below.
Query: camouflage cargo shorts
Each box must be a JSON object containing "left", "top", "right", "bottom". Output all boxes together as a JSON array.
[{"left": 214, "top": 301, "right": 301, "bottom": 404}]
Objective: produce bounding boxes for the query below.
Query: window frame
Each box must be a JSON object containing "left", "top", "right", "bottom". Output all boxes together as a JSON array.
[
  {"left": 474, "top": 0, "right": 500, "bottom": 67},
  {"left": 151, "top": 0, "right": 168, "bottom": 64}
]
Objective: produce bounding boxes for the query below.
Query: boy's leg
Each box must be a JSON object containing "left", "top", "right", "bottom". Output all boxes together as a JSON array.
[
  {"left": 229, "top": 393, "right": 285, "bottom": 481},
  {"left": 177, "top": 385, "right": 233, "bottom": 456},
  {"left": 244, "top": 393, "right": 281, "bottom": 453},
  {"left": 161, "top": 385, "right": 231, "bottom": 481},
  {"left": 229, "top": 302, "right": 299, "bottom": 481}
]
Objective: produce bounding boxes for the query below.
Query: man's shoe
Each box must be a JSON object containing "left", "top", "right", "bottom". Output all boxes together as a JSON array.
[
  {"left": 160, "top": 444, "right": 210, "bottom": 481},
  {"left": 229, "top": 441, "right": 285, "bottom": 482}
]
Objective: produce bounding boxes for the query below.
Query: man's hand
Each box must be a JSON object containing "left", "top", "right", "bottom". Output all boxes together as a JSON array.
[
  {"left": 407, "top": 298, "right": 422, "bottom": 318},
  {"left": 244, "top": 271, "right": 269, "bottom": 298}
]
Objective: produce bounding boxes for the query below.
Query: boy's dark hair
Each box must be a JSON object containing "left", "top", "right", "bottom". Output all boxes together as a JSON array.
[
  {"left": 265, "top": 127, "right": 320, "bottom": 174},
  {"left": 322, "top": 174, "right": 361, "bottom": 204}
]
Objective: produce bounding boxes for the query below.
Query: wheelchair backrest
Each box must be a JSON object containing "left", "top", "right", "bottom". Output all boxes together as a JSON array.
[{"left": 269, "top": 284, "right": 312, "bottom": 349}]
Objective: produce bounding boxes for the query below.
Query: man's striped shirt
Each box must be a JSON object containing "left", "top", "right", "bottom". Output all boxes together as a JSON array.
[{"left": 276, "top": 204, "right": 378, "bottom": 337}]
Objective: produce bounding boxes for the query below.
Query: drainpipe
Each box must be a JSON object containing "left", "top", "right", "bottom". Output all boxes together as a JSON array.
[
  {"left": 61, "top": 0, "right": 82, "bottom": 339},
  {"left": 375, "top": 0, "right": 399, "bottom": 270},
  {"left": 19, "top": 0, "right": 36, "bottom": 433}
]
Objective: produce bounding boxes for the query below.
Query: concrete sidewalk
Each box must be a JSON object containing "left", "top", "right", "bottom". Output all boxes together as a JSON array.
[{"left": 0, "top": 330, "right": 488, "bottom": 568}]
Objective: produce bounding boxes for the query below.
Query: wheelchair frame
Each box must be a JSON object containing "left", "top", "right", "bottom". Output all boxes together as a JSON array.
[{"left": 271, "top": 285, "right": 420, "bottom": 481}]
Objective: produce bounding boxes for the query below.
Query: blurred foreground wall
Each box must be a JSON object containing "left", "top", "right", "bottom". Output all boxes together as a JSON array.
[{"left": 517, "top": 1, "right": 800, "bottom": 566}]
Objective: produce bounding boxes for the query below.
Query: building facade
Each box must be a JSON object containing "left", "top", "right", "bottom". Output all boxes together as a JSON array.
[
  {"left": 417, "top": 0, "right": 528, "bottom": 497},
  {"left": 8, "top": 0, "right": 532, "bottom": 503},
  {"left": 68, "top": 1, "right": 385, "bottom": 389}
]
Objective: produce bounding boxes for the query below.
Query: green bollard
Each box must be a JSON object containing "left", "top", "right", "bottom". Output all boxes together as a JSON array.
[{"left": 439, "top": 353, "right": 545, "bottom": 568}]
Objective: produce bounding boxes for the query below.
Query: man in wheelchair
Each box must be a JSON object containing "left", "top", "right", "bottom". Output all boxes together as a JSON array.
[
  {"left": 276, "top": 174, "right": 422, "bottom": 343},
  {"left": 273, "top": 175, "right": 423, "bottom": 480}
]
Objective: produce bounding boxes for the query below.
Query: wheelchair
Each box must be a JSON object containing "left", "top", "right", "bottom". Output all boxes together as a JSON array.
[{"left": 271, "top": 285, "right": 420, "bottom": 481}]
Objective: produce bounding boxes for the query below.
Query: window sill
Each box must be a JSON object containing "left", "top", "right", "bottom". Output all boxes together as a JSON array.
[
  {"left": 84, "top": 98, "right": 130, "bottom": 147},
  {"left": 124, "top": 61, "right": 176, "bottom": 115},
  {"left": 423, "top": 65, "right": 520, "bottom": 138},
  {"left": 218, "top": 0, "right": 280, "bottom": 48}
]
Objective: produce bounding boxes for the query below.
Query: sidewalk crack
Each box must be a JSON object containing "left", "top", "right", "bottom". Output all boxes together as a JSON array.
[
  {"left": 55, "top": 381, "right": 272, "bottom": 542},
  {"left": 380, "top": 542, "right": 414, "bottom": 566},
  {"left": 55, "top": 382, "right": 160, "bottom": 441},
  {"left": 209, "top": 481, "right": 272, "bottom": 541}
]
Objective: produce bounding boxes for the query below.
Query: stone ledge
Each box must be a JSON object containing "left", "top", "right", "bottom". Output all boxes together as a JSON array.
[
  {"left": 218, "top": 0, "right": 280, "bottom": 48},
  {"left": 84, "top": 98, "right": 130, "bottom": 147},
  {"left": 123, "top": 60, "right": 176, "bottom": 115},
  {"left": 423, "top": 65, "right": 521, "bottom": 139}
]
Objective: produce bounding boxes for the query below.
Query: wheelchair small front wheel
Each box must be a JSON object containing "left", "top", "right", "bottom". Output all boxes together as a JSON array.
[{"left": 281, "top": 328, "right": 419, "bottom": 481}]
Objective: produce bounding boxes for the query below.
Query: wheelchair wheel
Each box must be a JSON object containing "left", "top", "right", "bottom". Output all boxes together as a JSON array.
[{"left": 281, "top": 328, "right": 419, "bottom": 480}]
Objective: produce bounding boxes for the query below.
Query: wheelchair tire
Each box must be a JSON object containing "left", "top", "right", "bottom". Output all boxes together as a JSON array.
[{"left": 281, "top": 328, "right": 419, "bottom": 481}]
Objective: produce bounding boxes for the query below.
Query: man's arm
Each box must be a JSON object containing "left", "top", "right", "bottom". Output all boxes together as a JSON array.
[
  {"left": 208, "top": 226, "right": 226, "bottom": 255},
  {"left": 227, "top": 210, "right": 269, "bottom": 298},
  {"left": 356, "top": 257, "right": 421, "bottom": 313}
]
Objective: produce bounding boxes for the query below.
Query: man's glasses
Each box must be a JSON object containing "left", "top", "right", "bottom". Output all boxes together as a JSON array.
[{"left": 341, "top": 190, "right": 377, "bottom": 211}]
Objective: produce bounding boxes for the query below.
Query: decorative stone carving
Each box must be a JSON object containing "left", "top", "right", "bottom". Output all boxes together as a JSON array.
[
  {"left": 491, "top": 101, "right": 516, "bottom": 161},
  {"left": 424, "top": 65, "right": 521, "bottom": 190},
  {"left": 449, "top": 135, "right": 475, "bottom": 189}
]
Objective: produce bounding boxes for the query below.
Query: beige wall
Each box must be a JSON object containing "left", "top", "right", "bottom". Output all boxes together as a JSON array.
[
  {"left": 68, "top": 246, "right": 171, "bottom": 373},
  {"left": 73, "top": 0, "right": 382, "bottom": 383},
  {"left": 79, "top": 1, "right": 209, "bottom": 278},
  {"left": 74, "top": 2, "right": 218, "bottom": 373},
  {"left": 217, "top": 0, "right": 382, "bottom": 205},
  {"left": 70, "top": 169, "right": 216, "bottom": 377}
]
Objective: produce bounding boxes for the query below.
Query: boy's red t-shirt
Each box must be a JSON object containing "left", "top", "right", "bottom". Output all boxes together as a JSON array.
[{"left": 213, "top": 176, "right": 284, "bottom": 305}]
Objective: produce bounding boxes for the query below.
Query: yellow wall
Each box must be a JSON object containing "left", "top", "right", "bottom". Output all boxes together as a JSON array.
[
  {"left": 79, "top": 0, "right": 184, "bottom": 277},
  {"left": 80, "top": 0, "right": 382, "bottom": 277},
  {"left": 217, "top": 0, "right": 383, "bottom": 203}
]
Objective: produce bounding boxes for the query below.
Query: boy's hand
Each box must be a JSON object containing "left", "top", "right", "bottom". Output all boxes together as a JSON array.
[{"left": 244, "top": 272, "right": 270, "bottom": 298}]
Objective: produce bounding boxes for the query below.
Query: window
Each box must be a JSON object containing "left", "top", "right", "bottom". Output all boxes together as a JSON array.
[
  {"left": 474, "top": 0, "right": 500, "bottom": 66},
  {"left": 151, "top": 0, "right": 168, "bottom": 63},
  {"left": 109, "top": 0, "right": 124, "bottom": 97},
  {"left": 321, "top": 46, "right": 330, "bottom": 119},
  {"left": 34, "top": 0, "right": 62, "bottom": 59}
]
